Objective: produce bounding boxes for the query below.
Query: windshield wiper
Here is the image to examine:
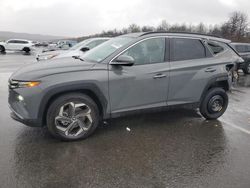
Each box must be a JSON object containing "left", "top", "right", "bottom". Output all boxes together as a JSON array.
[{"left": 72, "top": 56, "right": 84, "bottom": 61}]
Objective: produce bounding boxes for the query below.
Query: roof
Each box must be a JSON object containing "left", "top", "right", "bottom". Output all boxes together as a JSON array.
[
  {"left": 122, "top": 32, "right": 231, "bottom": 43},
  {"left": 231, "top": 42, "right": 250, "bottom": 46},
  {"left": 7, "top": 39, "right": 31, "bottom": 42}
]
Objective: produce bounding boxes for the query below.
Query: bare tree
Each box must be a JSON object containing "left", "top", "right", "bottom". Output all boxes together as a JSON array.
[
  {"left": 156, "top": 20, "right": 169, "bottom": 31},
  {"left": 141, "top": 26, "right": 155, "bottom": 32},
  {"left": 195, "top": 23, "right": 207, "bottom": 34},
  {"left": 76, "top": 11, "right": 250, "bottom": 43},
  {"left": 222, "top": 11, "right": 249, "bottom": 41},
  {"left": 128, "top": 24, "right": 141, "bottom": 33}
]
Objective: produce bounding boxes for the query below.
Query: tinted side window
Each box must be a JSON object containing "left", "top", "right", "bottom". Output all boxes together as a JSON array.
[
  {"left": 122, "top": 38, "right": 165, "bottom": 65},
  {"left": 16, "top": 40, "right": 27, "bottom": 44},
  {"left": 235, "top": 45, "right": 250, "bottom": 53},
  {"left": 172, "top": 38, "right": 206, "bottom": 61},
  {"left": 8, "top": 40, "right": 16, "bottom": 43},
  {"left": 247, "top": 45, "right": 250, "bottom": 52},
  {"left": 235, "top": 45, "right": 246, "bottom": 53}
]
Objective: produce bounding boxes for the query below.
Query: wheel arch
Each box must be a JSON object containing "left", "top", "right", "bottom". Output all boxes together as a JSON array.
[
  {"left": 200, "top": 74, "right": 230, "bottom": 103},
  {"left": 22, "top": 47, "right": 31, "bottom": 51},
  {"left": 38, "top": 83, "right": 108, "bottom": 126}
]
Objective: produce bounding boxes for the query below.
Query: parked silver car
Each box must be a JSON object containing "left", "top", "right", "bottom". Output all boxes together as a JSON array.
[{"left": 36, "top": 37, "right": 110, "bottom": 61}]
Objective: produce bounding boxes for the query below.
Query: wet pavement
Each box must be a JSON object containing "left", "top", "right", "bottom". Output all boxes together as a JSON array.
[{"left": 0, "top": 53, "right": 250, "bottom": 188}]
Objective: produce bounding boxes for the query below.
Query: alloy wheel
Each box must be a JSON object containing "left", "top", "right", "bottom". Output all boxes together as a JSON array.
[{"left": 54, "top": 102, "right": 93, "bottom": 137}]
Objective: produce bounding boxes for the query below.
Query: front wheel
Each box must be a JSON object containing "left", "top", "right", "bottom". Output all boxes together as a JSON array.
[
  {"left": 200, "top": 88, "right": 228, "bottom": 120},
  {"left": 47, "top": 93, "right": 100, "bottom": 141},
  {"left": 0, "top": 45, "right": 5, "bottom": 53}
]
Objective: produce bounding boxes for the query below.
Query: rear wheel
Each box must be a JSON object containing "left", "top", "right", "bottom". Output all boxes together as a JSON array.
[
  {"left": 242, "top": 62, "right": 250, "bottom": 74},
  {"left": 200, "top": 88, "right": 228, "bottom": 120},
  {"left": 47, "top": 93, "right": 100, "bottom": 141},
  {"left": 23, "top": 47, "right": 30, "bottom": 54}
]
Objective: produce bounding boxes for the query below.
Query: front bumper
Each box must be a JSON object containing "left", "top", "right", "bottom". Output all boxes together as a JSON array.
[
  {"left": 8, "top": 88, "right": 43, "bottom": 127},
  {"left": 9, "top": 107, "right": 39, "bottom": 127}
]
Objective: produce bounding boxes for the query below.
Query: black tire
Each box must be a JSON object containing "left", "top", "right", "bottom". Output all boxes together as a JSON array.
[
  {"left": 200, "top": 88, "right": 228, "bottom": 120},
  {"left": 0, "top": 45, "right": 5, "bottom": 53},
  {"left": 242, "top": 62, "right": 250, "bottom": 74},
  {"left": 46, "top": 93, "right": 100, "bottom": 141},
  {"left": 23, "top": 47, "right": 30, "bottom": 54}
]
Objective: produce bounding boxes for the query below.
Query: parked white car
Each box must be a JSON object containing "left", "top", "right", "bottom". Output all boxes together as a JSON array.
[
  {"left": 0, "top": 39, "right": 34, "bottom": 53},
  {"left": 36, "top": 37, "right": 110, "bottom": 61}
]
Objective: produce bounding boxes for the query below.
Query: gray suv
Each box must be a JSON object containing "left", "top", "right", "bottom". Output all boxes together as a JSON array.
[{"left": 8, "top": 32, "right": 242, "bottom": 141}]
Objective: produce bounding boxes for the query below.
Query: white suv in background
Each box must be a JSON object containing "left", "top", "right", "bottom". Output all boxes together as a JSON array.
[{"left": 0, "top": 39, "right": 34, "bottom": 54}]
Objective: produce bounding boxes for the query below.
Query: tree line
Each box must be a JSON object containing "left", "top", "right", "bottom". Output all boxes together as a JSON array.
[{"left": 77, "top": 11, "right": 250, "bottom": 43}]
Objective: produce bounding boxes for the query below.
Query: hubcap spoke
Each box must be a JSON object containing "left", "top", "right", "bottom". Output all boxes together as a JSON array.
[
  {"left": 76, "top": 108, "right": 91, "bottom": 118},
  {"left": 77, "top": 119, "right": 89, "bottom": 131},
  {"left": 209, "top": 95, "right": 224, "bottom": 113},
  {"left": 86, "top": 114, "right": 93, "bottom": 124},
  {"left": 65, "top": 121, "right": 77, "bottom": 136},
  {"left": 68, "top": 102, "right": 76, "bottom": 117},
  {"left": 55, "top": 116, "right": 71, "bottom": 123}
]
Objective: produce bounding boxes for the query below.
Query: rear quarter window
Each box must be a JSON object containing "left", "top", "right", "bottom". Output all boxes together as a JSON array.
[{"left": 207, "top": 41, "right": 224, "bottom": 55}]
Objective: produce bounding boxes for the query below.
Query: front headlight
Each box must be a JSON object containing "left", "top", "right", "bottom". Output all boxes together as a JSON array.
[{"left": 9, "top": 80, "right": 41, "bottom": 89}]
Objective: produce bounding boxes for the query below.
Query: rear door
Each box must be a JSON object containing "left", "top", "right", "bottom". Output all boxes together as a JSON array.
[
  {"left": 15, "top": 40, "right": 28, "bottom": 50},
  {"left": 168, "top": 37, "right": 214, "bottom": 105}
]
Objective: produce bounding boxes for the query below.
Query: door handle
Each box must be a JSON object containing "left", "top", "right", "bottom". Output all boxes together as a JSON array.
[
  {"left": 153, "top": 73, "right": 167, "bottom": 79},
  {"left": 205, "top": 68, "right": 216, "bottom": 73}
]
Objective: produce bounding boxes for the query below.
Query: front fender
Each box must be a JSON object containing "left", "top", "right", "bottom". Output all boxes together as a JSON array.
[{"left": 38, "top": 81, "right": 108, "bottom": 126}]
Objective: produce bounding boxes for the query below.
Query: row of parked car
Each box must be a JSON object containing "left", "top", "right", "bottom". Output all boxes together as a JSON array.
[
  {"left": 7, "top": 32, "right": 248, "bottom": 141},
  {"left": 36, "top": 38, "right": 110, "bottom": 61}
]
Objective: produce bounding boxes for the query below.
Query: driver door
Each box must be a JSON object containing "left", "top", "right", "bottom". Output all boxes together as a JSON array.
[{"left": 108, "top": 37, "right": 170, "bottom": 114}]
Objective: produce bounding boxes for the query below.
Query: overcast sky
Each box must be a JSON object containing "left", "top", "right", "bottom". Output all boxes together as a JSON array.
[{"left": 0, "top": 0, "right": 249, "bottom": 37}]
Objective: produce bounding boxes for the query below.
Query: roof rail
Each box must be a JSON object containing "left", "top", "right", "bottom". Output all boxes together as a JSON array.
[{"left": 140, "top": 31, "right": 222, "bottom": 39}]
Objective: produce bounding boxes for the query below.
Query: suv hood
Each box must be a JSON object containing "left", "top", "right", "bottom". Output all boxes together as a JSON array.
[
  {"left": 55, "top": 49, "right": 82, "bottom": 59},
  {"left": 10, "top": 57, "right": 96, "bottom": 81}
]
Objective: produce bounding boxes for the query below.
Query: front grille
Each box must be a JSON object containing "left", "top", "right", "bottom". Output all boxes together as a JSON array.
[{"left": 9, "top": 80, "right": 19, "bottom": 89}]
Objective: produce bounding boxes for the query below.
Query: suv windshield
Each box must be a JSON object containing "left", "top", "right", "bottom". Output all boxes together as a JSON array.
[
  {"left": 69, "top": 39, "right": 92, "bottom": 50},
  {"left": 82, "top": 37, "right": 133, "bottom": 62}
]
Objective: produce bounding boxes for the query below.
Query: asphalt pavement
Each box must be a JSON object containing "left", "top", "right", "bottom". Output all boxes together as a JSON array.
[{"left": 0, "top": 52, "right": 250, "bottom": 188}]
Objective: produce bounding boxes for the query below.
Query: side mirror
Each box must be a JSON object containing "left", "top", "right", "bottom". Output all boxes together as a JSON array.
[
  {"left": 110, "top": 55, "right": 135, "bottom": 66},
  {"left": 81, "top": 46, "right": 90, "bottom": 52}
]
